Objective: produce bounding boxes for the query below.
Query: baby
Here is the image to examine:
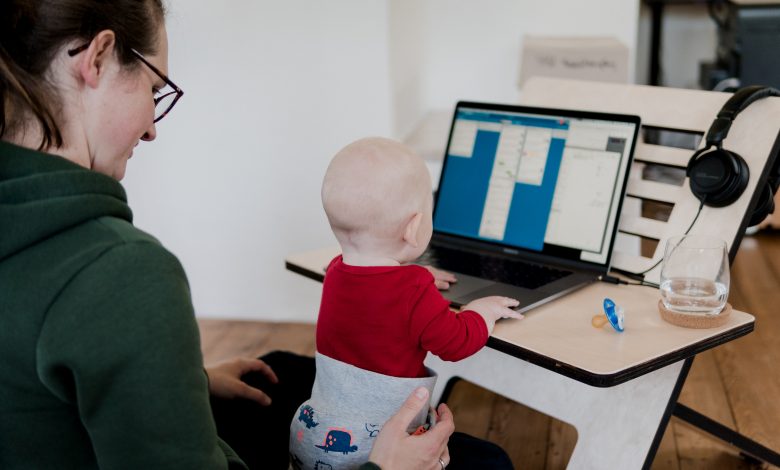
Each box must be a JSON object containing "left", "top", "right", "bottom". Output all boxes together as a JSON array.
[{"left": 289, "top": 137, "right": 522, "bottom": 470}]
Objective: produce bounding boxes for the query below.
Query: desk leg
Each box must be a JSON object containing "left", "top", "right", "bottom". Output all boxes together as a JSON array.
[
  {"left": 673, "top": 402, "right": 780, "bottom": 467},
  {"left": 426, "top": 348, "right": 685, "bottom": 470}
]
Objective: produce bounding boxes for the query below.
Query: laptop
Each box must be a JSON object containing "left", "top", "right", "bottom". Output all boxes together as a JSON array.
[{"left": 419, "top": 101, "right": 640, "bottom": 313}]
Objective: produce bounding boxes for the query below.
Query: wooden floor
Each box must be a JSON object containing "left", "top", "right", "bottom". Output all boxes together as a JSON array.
[{"left": 198, "top": 232, "right": 780, "bottom": 469}]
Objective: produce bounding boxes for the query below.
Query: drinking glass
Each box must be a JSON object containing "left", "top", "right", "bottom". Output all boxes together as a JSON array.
[{"left": 659, "top": 235, "right": 729, "bottom": 315}]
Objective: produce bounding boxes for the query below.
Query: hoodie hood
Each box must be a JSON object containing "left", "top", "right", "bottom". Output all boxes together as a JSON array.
[{"left": 0, "top": 141, "right": 132, "bottom": 261}]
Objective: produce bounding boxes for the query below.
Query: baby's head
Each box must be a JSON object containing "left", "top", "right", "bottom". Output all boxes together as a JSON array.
[{"left": 322, "top": 137, "right": 433, "bottom": 264}]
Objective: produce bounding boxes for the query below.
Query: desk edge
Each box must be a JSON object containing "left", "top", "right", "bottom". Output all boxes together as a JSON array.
[
  {"left": 285, "top": 258, "right": 756, "bottom": 387},
  {"left": 486, "top": 320, "right": 755, "bottom": 387}
]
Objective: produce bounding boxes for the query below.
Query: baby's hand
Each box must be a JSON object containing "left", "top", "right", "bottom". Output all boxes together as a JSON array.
[
  {"left": 463, "top": 296, "right": 523, "bottom": 332},
  {"left": 423, "top": 265, "right": 457, "bottom": 290}
]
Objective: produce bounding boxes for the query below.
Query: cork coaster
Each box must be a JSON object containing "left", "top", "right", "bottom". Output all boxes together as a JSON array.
[{"left": 658, "top": 300, "right": 732, "bottom": 329}]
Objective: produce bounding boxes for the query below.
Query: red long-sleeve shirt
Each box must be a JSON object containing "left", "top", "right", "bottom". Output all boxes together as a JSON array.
[{"left": 316, "top": 256, "right": 489, "bottom": 378}]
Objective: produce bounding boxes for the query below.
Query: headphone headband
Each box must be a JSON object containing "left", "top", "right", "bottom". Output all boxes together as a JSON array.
[
  {"left": 706, "top": 86, "right": 780, "bottom": 146},
  {"left": 690, "top": 85, "right": 779, "bottom": 219}
]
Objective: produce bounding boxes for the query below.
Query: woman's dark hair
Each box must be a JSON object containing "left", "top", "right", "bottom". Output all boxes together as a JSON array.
[{"left": 0, "top": 0, "right": 166, "bottom": 150}]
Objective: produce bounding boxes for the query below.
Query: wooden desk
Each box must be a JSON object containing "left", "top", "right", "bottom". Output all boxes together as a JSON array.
[
  {"left": 286, "top": 78, "right": 780, "bottom": 467},
  {"left": 286, "top": 247, "right": 756, "bottom": 468}
]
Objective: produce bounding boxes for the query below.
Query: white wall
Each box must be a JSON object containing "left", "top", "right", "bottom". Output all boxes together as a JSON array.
[
  {"left": 389, "top": 0, "right": 641, "bottom": 145},
  {"left": 124, "top": 1, "right": 392, "bottom": 321},
  {"left": 123, "top": 1, "right": 645, "bottom": 322}
]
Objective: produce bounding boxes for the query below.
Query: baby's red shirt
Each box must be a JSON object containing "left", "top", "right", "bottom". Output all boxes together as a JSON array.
[{"left": 316, "top": 256, "right": 489, "bottom": 378}]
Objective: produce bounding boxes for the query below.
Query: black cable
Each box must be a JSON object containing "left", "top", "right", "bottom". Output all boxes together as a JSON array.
[
  {"left": 612, "top": 198, "right": 706, "bottom": 281},
  {"left": 628, "top": 280, "right": 660, "bottom": 289},
  {"left": 598, "top": 274, "right": 659, "bottom": 289},
  {"left": 630, "top": 199, "right": 706, "bottom": 277}
]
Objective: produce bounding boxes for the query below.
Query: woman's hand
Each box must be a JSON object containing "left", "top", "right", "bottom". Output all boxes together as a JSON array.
[
  {"left": 368, "top": 387, "right": 454, "bottom": 470},
  {"left": 424, "top": 266, "right": 457, "bottom": 290},
  {"left": 205, "top": 357, "right": 278, "bottom": 406}
]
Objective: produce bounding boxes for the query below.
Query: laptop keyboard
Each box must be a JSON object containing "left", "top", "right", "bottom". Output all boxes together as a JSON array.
[{"left": 418, "top": 245, "right": 572, "bottom": 290}]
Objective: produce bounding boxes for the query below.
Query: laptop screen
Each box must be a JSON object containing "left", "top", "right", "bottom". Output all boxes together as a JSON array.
[{"left": 433, "top": 102, "right": 640, "bottom": 269}]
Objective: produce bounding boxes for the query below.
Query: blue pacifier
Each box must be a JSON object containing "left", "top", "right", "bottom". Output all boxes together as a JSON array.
[{"left": 591, "top": 298, "right": 625, "bottom": 332}]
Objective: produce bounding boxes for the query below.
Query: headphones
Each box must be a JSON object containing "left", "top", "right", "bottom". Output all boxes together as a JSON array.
[{"left": 687, "top": 85, "right": 780, "bottom": 226}]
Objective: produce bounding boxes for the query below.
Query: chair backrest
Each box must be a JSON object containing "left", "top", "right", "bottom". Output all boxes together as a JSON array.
[{"left": 520, "top": 77, "right": 780, "bottom": 282}]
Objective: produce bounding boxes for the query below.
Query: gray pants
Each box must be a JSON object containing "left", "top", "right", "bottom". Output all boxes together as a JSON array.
[{"left": 289, "top": 353, "right": 437, "bottom": 470}]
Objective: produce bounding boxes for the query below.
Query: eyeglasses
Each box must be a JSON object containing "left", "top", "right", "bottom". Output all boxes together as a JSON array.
[{"left": 67, "top": 43, "right": 184, "bottom": 123}]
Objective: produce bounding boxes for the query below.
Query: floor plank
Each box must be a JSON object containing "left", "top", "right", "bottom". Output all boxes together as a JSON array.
[
  {"left": 486, "top": 394, "right": 552, "bottom": 469},
  {"left": 672, "top": 352, "right": 753, "bottom": 469},
  {"left": 715, "top": 234, "right": 780, "bottom": 462},
  {"left": 652, "top": 420, "right": 681, "bottom": 470},
  {"left": 198, "top": 319, "right": 316, "bottom": 364},
  {"left": 545, "top": 418, "right": 577, "bottom": 470},
  {"left": 445, "top": 380, "right": 496, "bottom": 439}
]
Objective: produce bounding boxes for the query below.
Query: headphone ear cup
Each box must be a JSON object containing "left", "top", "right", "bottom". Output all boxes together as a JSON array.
[
  {"left": 748, "top": 183, "right": 775, "bottom": 226},
  {"left": 686, "top": 148, "right": 707, "bottom": 177},
  {"left": 688, "top": 148, "right": 749, "bottom": 207}
]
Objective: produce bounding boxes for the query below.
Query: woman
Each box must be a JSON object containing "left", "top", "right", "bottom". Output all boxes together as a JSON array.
[{"left": 0, "top": 1, "right": 510, "bottom": 469}]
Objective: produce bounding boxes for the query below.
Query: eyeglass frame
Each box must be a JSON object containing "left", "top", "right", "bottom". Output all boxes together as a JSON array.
[{"left": 67, "top": 42, "right": 183, "bottom": 123}]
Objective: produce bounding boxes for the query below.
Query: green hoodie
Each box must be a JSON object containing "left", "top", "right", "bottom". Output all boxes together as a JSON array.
[{"left": 0, "top": 141, "right": 246, "bottom": 469}]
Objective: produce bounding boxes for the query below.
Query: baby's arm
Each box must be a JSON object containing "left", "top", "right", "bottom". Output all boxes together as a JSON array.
[
  {"left": 412, "top": 277, "right": 520, "bottom": 361},
  {"left": 462, "top": 296, "right": 523, "bottom": 334}
]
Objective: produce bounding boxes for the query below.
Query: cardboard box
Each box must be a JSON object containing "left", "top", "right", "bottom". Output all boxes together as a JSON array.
[{"left": 518, "top": 36, "right": 629, "bottom": 88}]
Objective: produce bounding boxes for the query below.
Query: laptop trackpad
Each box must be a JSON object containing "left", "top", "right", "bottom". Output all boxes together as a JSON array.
[
  {"left": 441, "top": 273, "right": 494, "bottom": 303},
  {"left": 452, "top": 282, "right": 537, "bottom": 307}
]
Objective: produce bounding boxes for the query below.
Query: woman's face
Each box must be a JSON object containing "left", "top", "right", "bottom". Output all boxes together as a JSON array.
[{"left": 87, "top": 25, "right": 169, "bottom": 180}]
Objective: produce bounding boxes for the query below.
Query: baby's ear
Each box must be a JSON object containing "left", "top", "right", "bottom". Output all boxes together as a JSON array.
[{"left": 403, "top": 212, "right": 423, "bottom": 248}]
